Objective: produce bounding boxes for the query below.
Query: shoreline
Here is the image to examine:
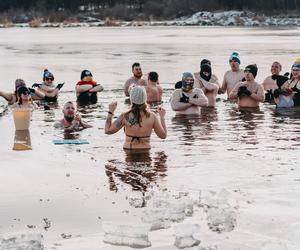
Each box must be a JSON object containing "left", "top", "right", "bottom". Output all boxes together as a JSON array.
[{"left": 1, "top": 11, "right": 300, "bottom": 28}]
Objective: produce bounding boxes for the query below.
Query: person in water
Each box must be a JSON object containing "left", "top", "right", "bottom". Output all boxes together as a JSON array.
[
  {"left": 124, "top": 62, "right": 147, "bottom": 97},
  {"left": 262, "top": 62, "right": 288, "bottom": 103},
  {"left": 229, "top": 64, "right": 264, "bottom": 108},
  {"left": 194, "top": 59, "right": 220, "bottom": 107},
  {"left": 288, "top": 58, "right": 300, "bottom": 106},
  {"left": 171, "top": 72, "right": 208, "bottom": 115},
  {"left": 11, "top": 86, "right": 38, "bottom": 111},
  {"left": 76, "top": 70, "right": 104, "bottom": 105},
  {"left": 32, "top": 69, "right": 64, "bottom": 102},
  {"left": 145, "top": 71, "right": 163, "bottom": 103},
  {"left": 0, "top": 78, "right": 45, "bottom": 105},
  {"left": 54, "top": 101, "right": 92, "bottom": 131},
  {"left": 104, "top": 86, "right": 167, "bottom": 150},
  {"left": 219, "top": 52, "right": 244, "bottom": 99}
]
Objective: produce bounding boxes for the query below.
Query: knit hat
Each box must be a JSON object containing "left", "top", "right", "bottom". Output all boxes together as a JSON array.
[
  {"left": 43, "top": 69, "right": 54, "bottom": 80},
  {"left": 15, "top": 79, "right": 26, "bottom": 91},
  {"left": 229, "top": 52, "right": 241, "bottom": 64},
  {"left": 129, "top": 86, "right": 147, "bottom": 105},
  {"left": 200, "top": 59, "right": 211, "bottom": 67},
  {"left": 244, "top": 64, "right": 258, "bottom": 78},
  {"left": 17, "top": 86, "right": 30, "bottom": 96},
  {"left": 182, "top": 72, "right": 194, "bottom": 82},
  {"left": 292, "top": 58, "right": 300, "bottom": 70},
  {"left": 81, "top": 70, "right": 93, "bottom": 80}
]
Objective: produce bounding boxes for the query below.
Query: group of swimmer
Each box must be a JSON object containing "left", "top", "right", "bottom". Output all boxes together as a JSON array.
[{"left": 0, "top": 52, "right": 300, "bottom": 150}]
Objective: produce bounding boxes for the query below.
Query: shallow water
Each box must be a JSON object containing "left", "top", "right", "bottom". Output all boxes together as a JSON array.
[{"left": 0, "top": 27, "right": 300, "bottom": 249}]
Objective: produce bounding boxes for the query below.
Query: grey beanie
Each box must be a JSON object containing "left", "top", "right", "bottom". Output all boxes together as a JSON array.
[
  {"left": 182, "top": 72, "right": 194, "bottom": 81},
  {"left": 130, "top": 86, "right": 147, "bottom": 105}
]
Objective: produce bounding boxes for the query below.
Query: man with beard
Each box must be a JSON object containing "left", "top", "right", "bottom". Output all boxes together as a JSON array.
[
  {"left": 54, "top": 101, "right": 92, "bottom": 130},
  {"left": 219, "top": 52, "right": 244, "bottom": 99},
  {"left": 229, "top": 64, "right": 265, "bottom": 108},
  {"left": 124, "top": 62, "right": 147, "bottom": 97},
  {"left": 194, "top": 59, "right": 220, "bottom": 107},
  {"left": 171, "top": 72, "right": 208, "bottom": 115}
]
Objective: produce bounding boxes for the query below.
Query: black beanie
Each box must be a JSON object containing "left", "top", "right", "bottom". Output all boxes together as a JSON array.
[
  {"left": 245, "top": 64, "right": 258, "bottom": 78},
  {"left": 200, "top": 59, "right": 211, "bottom": 67},
  {"left": 81, "top": 70, "right": 93, "bottom": 80}
]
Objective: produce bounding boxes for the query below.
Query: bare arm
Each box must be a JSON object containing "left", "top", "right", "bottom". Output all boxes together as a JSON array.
[
  {"left": 124, "top": 79, "right": 132, "bottom": 96},
  {"left": 189, "top": 89, "right": 208, "bottom": 107},
  {"left": 38, "top": 85, "right": 55, "bottom": 92},
  {"left": 229, "top": 83, "right": 241, "bottom": 100},
  {"left": 250, "top": 85, "right": 265, "bottom": 102},
  {"left": 105, "top": 114, "right": 124, "bottom": 134},
  {"left": 153, "top": 108, "right": 167, "bottom": 139},
  {"left": 105, "top": 101, "right": 124, "bottom": 134},
  {"left": 200, "top": 78, "right": 219, "bottom": 91},
  {"left": 218, "top": 73, "right": 227, "bottom": 94},
  {"left": 89, "top": 84, "right": 104, "bottom": 93},
  {"left": 0, "top": 91, "right": 13, "bottom": 102},
  {"left": 170, "top": 90, "right": 192, "bottom": 111},
  {"left": 76, "top": 84, "right": 93, "bottom": 95}
]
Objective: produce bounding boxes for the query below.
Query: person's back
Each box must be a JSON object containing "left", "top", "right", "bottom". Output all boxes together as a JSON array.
[
  {"left": 105, "top": 86, "right": 167, "bottom": 150},
  {"left": 145, "top": 72, "right": 162, "bottom": 103}
]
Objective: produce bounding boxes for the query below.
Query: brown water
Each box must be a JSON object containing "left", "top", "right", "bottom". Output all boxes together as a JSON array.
[{"left": 0, "top": 27, "right": 300, "bottom": 249}]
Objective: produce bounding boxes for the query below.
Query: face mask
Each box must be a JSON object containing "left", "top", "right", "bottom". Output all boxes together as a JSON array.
[{"left": 182, "top": 81, "right": 194, "bottom": 92}]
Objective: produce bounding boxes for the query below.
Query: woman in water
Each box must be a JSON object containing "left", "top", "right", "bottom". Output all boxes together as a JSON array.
[{"left": 104, "top": 86, "right": 167, "bottom": 150}]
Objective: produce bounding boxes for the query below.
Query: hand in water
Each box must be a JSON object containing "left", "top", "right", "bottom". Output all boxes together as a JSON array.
[
  {"left": 108, "top": 101, "right": 118, "bottom": 113},
  {"left": 157, "top": 106, "right": 166, "bottom": 118}
]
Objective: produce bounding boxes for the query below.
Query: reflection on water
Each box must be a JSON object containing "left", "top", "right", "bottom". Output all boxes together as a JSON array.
[
  {"left": 171, "top": 107, "right": 218, "bottom": 145},
  {"left": 105, "top": 151, "right": 168, "bottom": 193},
  {"left": 13, "top": 130, "right": 32, "bottom": 150}
]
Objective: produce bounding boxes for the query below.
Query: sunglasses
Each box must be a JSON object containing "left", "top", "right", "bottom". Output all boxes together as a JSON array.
[
  {"left": 21, "top": 91, "right": 30, "bottom": 95},
  {"left": 292, "top": 69, "right": 300, "bottom": 71},
  {"left": 45, "top": 77, "right": 54, "bottom": 81}
]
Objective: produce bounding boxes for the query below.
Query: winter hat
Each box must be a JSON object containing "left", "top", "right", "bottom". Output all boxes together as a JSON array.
[
  {"left": 200, "top": 59, "right": 211, "bottom": 67},
  {"left": 229, "top": 52, "right": 241, "bottom": 64},
  {"left": 17, "top": 86, "right": 30, "bottom": 96},
  {"left": 43, "top": 69, "right": 54, "bottom": 80},
  {"left": 244, "top": 64, "right": 258, "bottom": 78},
  {"left": 292, "top": 58, "right": 300, "bottom": 70},
  {"left": 81, "top": 70, "right": 93, "bottom": 80},
  {"left": 182, "top": 72, "right": 194, "bottom": 82},
  {"left": 129, "top": 86, "right": 147, "bottom": 105},
  {"left": 15, "top": 79, "right": 26, "bottom": 91}
]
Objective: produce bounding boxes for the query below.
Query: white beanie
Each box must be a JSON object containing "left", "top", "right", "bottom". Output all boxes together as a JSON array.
[{"left": 129, "top": 86, "right": 147, "bottom": 105}]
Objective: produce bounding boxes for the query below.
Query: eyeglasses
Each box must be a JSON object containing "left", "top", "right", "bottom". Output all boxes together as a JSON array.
[
  {"left": 292, "top": 69, "right": 300, "bottom": 72},
  {"left": 45, "top": 78, "right": 54, "bottom": 81}
]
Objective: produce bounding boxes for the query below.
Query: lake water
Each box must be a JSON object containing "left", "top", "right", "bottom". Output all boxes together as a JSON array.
[{"left": 0, "top": 27, "right": 300, "bottom": 249}]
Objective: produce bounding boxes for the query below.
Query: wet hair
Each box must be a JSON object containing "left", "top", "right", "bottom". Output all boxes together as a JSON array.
[
  {"left": 148, "top": 72, "right": 158, "bottom": 82},
  {"left": 124, "top": 103, "right": 150, "bottom": 127},
  {"left": 132, "top": 62, "right": 141, "bottom": 70}
]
